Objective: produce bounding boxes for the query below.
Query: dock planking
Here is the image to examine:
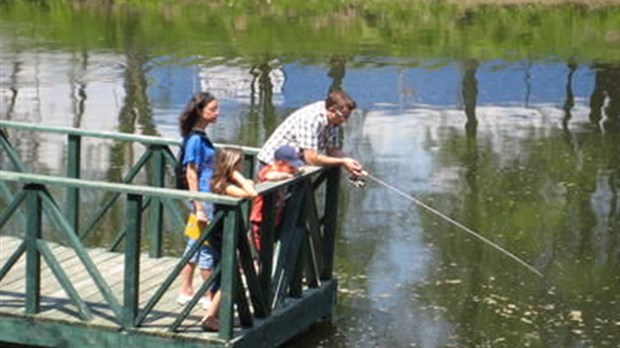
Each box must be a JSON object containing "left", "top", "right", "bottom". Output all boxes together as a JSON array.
[
  {"left": 0, "top": 234, "right": 338, "bottom": 347},
  {"left": 0, "top": 235, "right": 216, "bottom": 341}
]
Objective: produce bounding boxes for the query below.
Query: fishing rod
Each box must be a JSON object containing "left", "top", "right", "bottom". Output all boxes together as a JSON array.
[{"left": 350, "top": 172, "right": 544, "bottom": 278}]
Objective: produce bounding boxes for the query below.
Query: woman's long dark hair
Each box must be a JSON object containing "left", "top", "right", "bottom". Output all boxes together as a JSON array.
[{"left": 179, "top": 91, "right": 216, "bottom": 137}]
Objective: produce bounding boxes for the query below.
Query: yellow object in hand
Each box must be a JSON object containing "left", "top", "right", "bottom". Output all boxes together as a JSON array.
[{"left": 184, "top": 213, "right": 209, "bottom": 245}]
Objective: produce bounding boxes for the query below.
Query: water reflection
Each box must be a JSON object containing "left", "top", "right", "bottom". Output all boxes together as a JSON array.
[
  {"left": 461, "top": 59, "right": 479, "bottom": 136},
  {"left": 248, "top": 56, "right": 279, "bottom": 144},
  {"left": 328, "top": 55, "right": 347, "bottom": 93},
  {"left": 590, "top": 63, "right": 620, "bottom": 133},
  {"left": 1, "top": 2, "right": 619, "bottom": 348},
  {"left": 562, "top": 62, "right": 577, "bottom": 131}
]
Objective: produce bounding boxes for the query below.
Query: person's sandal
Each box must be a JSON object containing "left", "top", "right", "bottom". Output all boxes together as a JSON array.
[
  {"left": 176, "top": 294, "right": 193, "bottom": 306},
  {"left": 199, "top": 297, "right": 212, "bottom": 310},
  {"left": 201, "top": 316, "right": 219, "bottom": 332}
]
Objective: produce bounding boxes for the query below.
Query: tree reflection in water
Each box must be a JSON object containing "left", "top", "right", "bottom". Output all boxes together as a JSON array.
[{"left": 589, "top": 63, "right": 620, "bottom": 133}]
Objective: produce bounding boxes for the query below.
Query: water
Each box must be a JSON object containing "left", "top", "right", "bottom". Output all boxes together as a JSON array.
[{"left": 1, "top": 1, "right": 619, "bottom": 347}]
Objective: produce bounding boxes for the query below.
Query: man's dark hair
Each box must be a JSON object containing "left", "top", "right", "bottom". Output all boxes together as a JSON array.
[{"left": 325, "top": 90, "right": 356, "bottom": 114}]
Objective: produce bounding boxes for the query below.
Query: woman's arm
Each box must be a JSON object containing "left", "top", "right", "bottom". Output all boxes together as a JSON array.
[{"left": 186, "top": 163, "right": 208, "bottom": 223}]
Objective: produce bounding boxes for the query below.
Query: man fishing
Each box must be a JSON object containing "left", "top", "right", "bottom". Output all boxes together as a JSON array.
[{"left": 256, "top": 89, "right": 366, "bottom": 178}]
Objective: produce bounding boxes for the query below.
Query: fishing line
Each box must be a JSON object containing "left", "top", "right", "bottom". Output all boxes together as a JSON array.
[{"left": 359, "top": 172, "right": 544, "bottom": 278}]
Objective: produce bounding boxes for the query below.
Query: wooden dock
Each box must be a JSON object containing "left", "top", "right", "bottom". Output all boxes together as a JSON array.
[
  {"left": 0, "top": 122, "right": 342, "bottom": 348},
  {"left": 0, "top": 235, "right": 337, "bottom": 348},
  {"left": 0, "top": 234, "right": 220, "bottom": 342}
]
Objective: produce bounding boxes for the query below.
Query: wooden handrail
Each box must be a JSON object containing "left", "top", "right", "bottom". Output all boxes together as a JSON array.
[
  {"left": 0, "top": 120, "right": 260, "bottom": 155},
  {"left": 0, "top": 170, "right": 242, "bottom": 206},
  {"left": 0, "top": 167, "right": 325, "bottom": 200}
]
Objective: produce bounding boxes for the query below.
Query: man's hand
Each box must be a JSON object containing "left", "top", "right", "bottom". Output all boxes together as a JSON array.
[{"left": 342, "top": 157, "right": 364, "bottom": 177}]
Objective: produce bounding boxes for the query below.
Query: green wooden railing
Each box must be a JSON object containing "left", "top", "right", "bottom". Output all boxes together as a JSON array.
[
  {"left": 0, "top": 122, "right": 340, "bottom": 341},
  {"left": 0, "top": 120, "right": 257, "bottom": 257}
]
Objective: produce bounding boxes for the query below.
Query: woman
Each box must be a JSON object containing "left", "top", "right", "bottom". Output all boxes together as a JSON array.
[{"left": 177, "top": 91, "right": 219, "bottom": 309}]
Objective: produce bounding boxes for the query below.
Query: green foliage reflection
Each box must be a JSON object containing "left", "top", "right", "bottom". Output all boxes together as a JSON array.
[{"left": 1, "top": 0, "right": 619, "bottom": 64}]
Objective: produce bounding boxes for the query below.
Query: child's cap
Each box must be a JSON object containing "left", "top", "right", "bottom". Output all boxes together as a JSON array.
[{"left": 274, "top": 145, "right": 304, "bottom": 168}]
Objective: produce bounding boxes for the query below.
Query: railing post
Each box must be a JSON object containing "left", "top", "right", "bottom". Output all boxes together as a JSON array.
[
  {"left": 24, "top": 184, "right": 42, "bottom": 314},
  {"left": 219, "top": 205, "right": 239, "bottom": 340},
  {"left": 243, "top": 152, "right": 255, "bottom": 180},
  {"left": 148, "top": 145, "right": 165, "bottom": 258},
  {"left": 66, "top": 134, "right": 81, "bottom": 235},
  {"left": 259, "top": 192, "right": 276, "bottom": 314},
  {"left": 124, "top": 193, "right": 142, "bottom": 329},
  {"left": 321, "top": 167, "right": 340, "bottom": 280}
]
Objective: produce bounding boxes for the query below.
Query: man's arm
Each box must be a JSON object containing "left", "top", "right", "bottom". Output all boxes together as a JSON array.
[{"left": 302, "top": 148, "right": 363, "bottom": 176}]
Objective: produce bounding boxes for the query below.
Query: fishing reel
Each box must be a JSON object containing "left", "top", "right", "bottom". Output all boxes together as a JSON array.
[{"left": 347, "top": 175, "right": 366, "bottom": 189}]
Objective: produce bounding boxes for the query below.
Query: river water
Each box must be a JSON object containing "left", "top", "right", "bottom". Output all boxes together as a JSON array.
[{"left": 1, "top": 1, "right": 618, "bottom": 347}]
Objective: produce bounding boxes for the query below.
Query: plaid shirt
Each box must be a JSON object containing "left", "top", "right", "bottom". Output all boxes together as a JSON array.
[{"left": 257, "top": 101, "right": 341, "bottom": 164}]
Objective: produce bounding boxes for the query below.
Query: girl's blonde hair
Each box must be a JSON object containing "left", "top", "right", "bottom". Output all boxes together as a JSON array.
[{"left": 210, "top": 147, "right": 244, "bottom": 194}]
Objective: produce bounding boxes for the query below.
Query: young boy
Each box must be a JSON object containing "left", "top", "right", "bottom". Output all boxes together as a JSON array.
[{"left": 249, "top": 145, "right": 304, "bottom": 252}]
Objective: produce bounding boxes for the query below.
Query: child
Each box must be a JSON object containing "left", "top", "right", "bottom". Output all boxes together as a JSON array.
[
  {"left": 201, "top": 147, "right": 258, "bottom": 332},
  {"left": 210, "top": 148, "right": 258, "bottom": 199},
  {"left": 249, "top": 145, "right": 304, "bottom": 253}
]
